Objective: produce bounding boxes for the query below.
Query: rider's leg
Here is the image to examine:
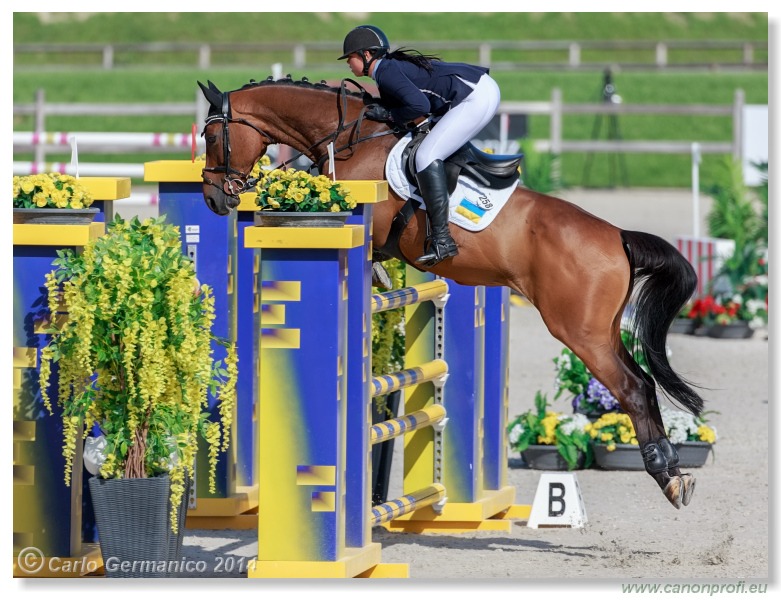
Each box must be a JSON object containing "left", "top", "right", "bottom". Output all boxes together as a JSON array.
[{"left": 414, "top": 75, "right": 501, "bottom": 267}]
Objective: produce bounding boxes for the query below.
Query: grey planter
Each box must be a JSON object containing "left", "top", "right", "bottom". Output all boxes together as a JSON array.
[
  {"left": 89, "top": 474, "right": 190, "bottom": 578},
  {"left": 254, "top": 211, "right": 350, "bottom": 227},
  {"left": 675, "top": 441, "right": 713, "bottom": 468},
  {"left": 13, "top": 207, "right": 99, "bottom": 225},
  {"left": 706, "top": 322, "right": 754, "bottom": 339},
  {"left": 521, "top": 444, "right": 585, "bottom": 470},
  {"left": 593, "top": 443, "right": 645, "bottom": 470},
  {"left": 669, "top": 318, "right": 696, "bottom": 335}
]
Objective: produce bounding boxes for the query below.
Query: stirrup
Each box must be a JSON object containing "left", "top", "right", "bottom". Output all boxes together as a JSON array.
[{"left": 415, "top": 238, "right": 458, "bottom": 267}]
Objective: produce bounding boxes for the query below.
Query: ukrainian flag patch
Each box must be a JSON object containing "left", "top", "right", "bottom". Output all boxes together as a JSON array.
[{"left": 455, "top": 199, "right": 486, "bottom": 224}]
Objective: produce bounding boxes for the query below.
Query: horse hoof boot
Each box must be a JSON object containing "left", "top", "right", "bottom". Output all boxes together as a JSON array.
[
  {"left": 656, "top": 436, "right": 680, "bottom": 470},
  {"left": 663, "top": 477, "right": 683, "bottom": 509},
  {"left": 680, "top": 473, "right": 696, "bottom": 506},
  {"left": 641, "top": 441, "right": 668, "bottom": 475}
]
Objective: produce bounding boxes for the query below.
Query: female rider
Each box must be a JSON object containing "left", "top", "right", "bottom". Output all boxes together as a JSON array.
[{"left": 339, "top": 25, "right": 501, "bottom": 267}]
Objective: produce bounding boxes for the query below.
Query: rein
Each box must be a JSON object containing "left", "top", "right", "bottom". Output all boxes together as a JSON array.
[
  {"left": 272, "top": 79, "right": 399, "bottom": 174},
  {"left": 203, "top": 79, "right": 400, "bottom": 195}
]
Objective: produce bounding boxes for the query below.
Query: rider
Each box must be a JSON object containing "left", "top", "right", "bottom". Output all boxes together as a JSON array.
[{"left": 339, "top": 25, "right": 501, "bottom": 267}]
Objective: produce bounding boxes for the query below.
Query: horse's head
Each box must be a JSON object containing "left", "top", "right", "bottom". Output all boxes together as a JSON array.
[{"left": 198, "top": 80, "right": 271, "bottom": 216}]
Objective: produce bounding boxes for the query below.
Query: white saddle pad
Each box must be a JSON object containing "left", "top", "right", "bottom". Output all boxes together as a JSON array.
[{"left": 385, "top": 134, "right": 518, "bottom": 232}]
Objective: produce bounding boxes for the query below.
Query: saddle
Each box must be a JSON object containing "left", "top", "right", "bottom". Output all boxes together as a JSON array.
[
  {"left": 375, "top": 129, "right": 523, "bottom": 267},
  {"left": 401, "top": 130, "right": 523, "bottom": 194}
]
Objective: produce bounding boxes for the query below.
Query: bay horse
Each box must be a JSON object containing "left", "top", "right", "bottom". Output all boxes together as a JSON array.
[{"left": 198, "top": 77, "right": 703, "bottom": 509}]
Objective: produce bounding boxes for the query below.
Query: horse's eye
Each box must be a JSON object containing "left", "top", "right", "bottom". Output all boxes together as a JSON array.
[{"left": 206, "top": 135, "right": 217, "bottom": 144}]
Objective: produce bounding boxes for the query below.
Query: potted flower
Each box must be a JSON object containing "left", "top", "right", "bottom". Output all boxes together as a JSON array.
[
  {"left": 13, "top": 172, "right": 98, "bottom": 224},
  {"left": 687, "top": 293, "right": 765, "bottom": 339},
  {"left": 508, "top": 392, "right": 594, "bottom": 471},
  {"left": 254, "top": 167, "right": 357, "bottom": 227},
  {"left": 660, "top": 406, "right": 717, "bottom": 467},
  {"left": 585, "top": 412, "right": 643, "bottom": 470},
  {"left": 39, "top": 215, "right": 238, "bottom": 576}
]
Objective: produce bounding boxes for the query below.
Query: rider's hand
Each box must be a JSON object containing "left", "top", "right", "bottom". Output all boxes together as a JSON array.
[{"left": 364, "top": 104, "right": 393, "bottom": 123}]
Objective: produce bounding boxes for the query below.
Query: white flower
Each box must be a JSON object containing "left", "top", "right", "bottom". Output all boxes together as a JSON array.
[
  {"left": 559, "top": 413, "right": 590, "bottom": 436},
  {"left": 661, "top": 405, "right": 699, "bottom": 444},
  {"left": 508, "top": 423, "right": 523, "bottom": 446}
]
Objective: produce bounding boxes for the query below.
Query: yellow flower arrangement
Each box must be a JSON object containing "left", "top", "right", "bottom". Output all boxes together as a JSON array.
[
  {"left": 255, "top": 166, "right": 356, "bottom": 213},
  {"left": 39, "top": 216, "right": 238, "bottom": 533},
  {"left": 13, "top": 173, "right": 94, "bottom": 209},
  {"left": 585, "top": 412, "right": 638, "bottom": 451}
]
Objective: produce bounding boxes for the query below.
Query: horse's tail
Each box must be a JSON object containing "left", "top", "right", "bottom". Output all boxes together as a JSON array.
[{"left": 621, "top": 230, "right": 704, "bottom": 416}]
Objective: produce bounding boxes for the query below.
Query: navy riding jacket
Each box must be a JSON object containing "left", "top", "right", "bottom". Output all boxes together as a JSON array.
[{"left": 372, "top": 58, "right": 489, "bottom": 124}]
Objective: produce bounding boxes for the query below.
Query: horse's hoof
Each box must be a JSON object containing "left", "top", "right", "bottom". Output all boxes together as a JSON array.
[
  {"left": 680, "top": 473, "right": 696, "bottom": 506},
  {"left": 663, "top": 477, "right": 683, "bottom": 509}
]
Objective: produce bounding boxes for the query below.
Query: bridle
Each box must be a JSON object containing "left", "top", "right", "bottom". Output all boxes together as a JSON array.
[
  {"left": 201, "top": 80, "right": 404, "bottom": 198},
  {"left": 201, "top": 92, "right": 273, "bottom": 197}
]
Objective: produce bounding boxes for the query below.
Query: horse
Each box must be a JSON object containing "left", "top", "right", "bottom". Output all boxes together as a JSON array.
[{"left": 198, "top": 77, "right": 703, "bottom": 509}]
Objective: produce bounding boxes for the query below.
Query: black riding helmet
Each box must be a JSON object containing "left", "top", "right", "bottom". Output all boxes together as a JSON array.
[{"left": 338, "top": 25, "right": 390, "bottom": 75}]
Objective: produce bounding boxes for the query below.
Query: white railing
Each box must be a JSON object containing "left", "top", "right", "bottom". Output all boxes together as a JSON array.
[
  {"left": 13, "top": 40, "right": 768, "bottom": 71},
  {"left": 13, "top": 88, "right": 748, "bottom": 181}
]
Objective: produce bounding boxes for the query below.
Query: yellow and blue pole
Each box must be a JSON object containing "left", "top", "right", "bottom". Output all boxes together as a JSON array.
[
  {"left": 483, "top": 286, "right": 511, "bottom": 491},
  {"left": 245, "top": 224, "right": 382, "bottom": 577},
  {"left": 342, "top": 181, "right": 385, "bottom": 551},
  {"left": 13, "top": 221, "right": 106, "bottom": 576}
]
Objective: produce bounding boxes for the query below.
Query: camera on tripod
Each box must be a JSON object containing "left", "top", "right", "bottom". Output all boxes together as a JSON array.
[{"left": 601, "top": 69, "right": 622, "bottom": 104}]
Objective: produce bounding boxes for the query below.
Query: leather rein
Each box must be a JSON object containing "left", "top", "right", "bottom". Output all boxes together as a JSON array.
[{"left": 201, "top": 79, "right": 398, "bottom": 197}]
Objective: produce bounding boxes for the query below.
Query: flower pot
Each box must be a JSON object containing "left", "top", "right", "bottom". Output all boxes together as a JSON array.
[
  {"left": 706, "top": 322, "right": 754, "bottom": 339},
  {"left": 89, "top": 474, "right": 190, "bottom": 578},
  {"left": 669, "top": 318, "right": 696, "bottom": 335},
  {"left": 521, "top": 444, "right": 586, "bottom": 470},
  {"left": 593, "top": 443, "right": 645, "bottom": 470},
  {"left": 13, "top": 207, "right": 99, "bottom": 225},
  {"left": 674, "top": 441, "right": 713, "bottom": 468},
  {"left": 254, "top": 211, "right": 351, "bottom": 227}
]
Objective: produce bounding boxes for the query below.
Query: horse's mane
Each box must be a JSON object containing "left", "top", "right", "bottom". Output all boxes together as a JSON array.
[{"left": 237, "top": 75, "right": 369, "bottom": 100}]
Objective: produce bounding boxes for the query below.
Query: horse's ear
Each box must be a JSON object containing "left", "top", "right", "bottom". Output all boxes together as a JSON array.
[
  {"left": 198, "top": 80, "right": 222, "bottom": 109},
  {"left": 207, "top": 80, "right": 221, "bottom": 93}
]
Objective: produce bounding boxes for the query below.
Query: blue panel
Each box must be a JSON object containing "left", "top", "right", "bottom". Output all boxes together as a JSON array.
[
  {"left": 483, "top": 286, "right": 510, "bottom": 490},
  {"left": 158, "top": 183, "right": 235, "bottom": 498}
]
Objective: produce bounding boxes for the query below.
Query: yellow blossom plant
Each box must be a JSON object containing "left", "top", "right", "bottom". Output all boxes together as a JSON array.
[
  {"left": 13, "top": 173, "right": 94, "bottom": 209},
  {"left": 39, "top": 216, "right": 238, "bottom": 533},
  {"left": 255, "top": 167, "right": 356, "bottom": 213},
  {"left": 585, "top": 412, "right": 639, "bottom": 451}
]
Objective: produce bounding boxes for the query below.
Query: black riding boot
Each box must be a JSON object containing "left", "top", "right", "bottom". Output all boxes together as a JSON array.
[{"left": 415, "top": 160, "right": 458, "bottom": 267}]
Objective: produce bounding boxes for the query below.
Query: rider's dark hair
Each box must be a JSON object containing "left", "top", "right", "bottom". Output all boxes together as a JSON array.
[{"left": 385, "top": 47, "right": 440, "bottom": 73}]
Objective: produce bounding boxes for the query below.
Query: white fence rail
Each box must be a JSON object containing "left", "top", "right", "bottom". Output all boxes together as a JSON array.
[
  {"left": 13, "top": 88, "right": 747, "bottom": 180},
  {"left": 14, "top": 39, "right": 768, "bottom": 71}
]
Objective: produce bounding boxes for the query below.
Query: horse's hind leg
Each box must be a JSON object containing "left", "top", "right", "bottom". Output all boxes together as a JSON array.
[
  {"left": 614, "top": 338, "right": 696, "bottom": 507},
  {"left": 541, "top": 307, "right": 694, "bottom": 509}
]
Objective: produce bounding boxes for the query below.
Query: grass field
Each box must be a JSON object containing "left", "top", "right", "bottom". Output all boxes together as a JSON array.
[{"left": 13, "top": 12, "right": 768, "bottom": 188}]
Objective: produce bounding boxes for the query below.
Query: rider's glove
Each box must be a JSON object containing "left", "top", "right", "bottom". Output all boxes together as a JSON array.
[{"left": 364, "top": 104, "right": 393, "bottom": 123}]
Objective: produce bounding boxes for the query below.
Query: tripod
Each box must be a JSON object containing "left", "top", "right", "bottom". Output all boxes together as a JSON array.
[{"left": 582, "top": 69, "right": 629, "bottom": 188}]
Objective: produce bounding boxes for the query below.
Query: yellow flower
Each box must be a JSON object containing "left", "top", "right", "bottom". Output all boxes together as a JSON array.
[{"left": 697, "top": 425, "right": 716, "bottom": 444}]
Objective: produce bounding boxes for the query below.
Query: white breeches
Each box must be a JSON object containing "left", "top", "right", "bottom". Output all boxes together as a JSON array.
[{"left": 415, "top": 73, "right": 501, "bottom": 172}]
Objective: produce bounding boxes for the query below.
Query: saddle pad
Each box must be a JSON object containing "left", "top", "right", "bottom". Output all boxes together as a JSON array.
[{"left": 385, "top": 134, "right": 517, "bottom": 233}]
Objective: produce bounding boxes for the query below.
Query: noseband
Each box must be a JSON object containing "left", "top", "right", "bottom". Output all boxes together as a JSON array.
[{"left": 201, "top": 92, "right": 272, "bottom": 197}]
